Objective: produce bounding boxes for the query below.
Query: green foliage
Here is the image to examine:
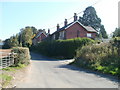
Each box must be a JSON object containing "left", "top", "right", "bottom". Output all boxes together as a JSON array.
[
  {"left": 100, "top": 25, "right": 108, "bottom": 38},
  {"left": 79, "top": 6, "right": 101, "bottom": 29},
  {"left": 32, "top": 38, "right": 94, "bottom": 59},
  {"left": 74, "top": 42, "right": 120, "bottom": 77},
  {"left": 0, "top": 74, "right": 12, "bottom": 87},
  {"left": 2, "top": 39, "right": 11, "bottom": 49},
  {"left": 113, "top": 28, "right": 120, "bottom": 37},
  {"left": 79, "top": 6, "right": 108, "bottom": 39},
  {"left": 20, "top": 27, "right": 33, "bottom": 47},
  {"left": 12, "top": 47, "right": 30, "bottom": 66},
  {"left": 2, "top": 64, "right": 26, "bottom": 71},
  {"left": 3, "top": 26, "right": 38, "bottom": 49},
  {"left": 3, "top": 35, "right": 19, "bottom": 49}
]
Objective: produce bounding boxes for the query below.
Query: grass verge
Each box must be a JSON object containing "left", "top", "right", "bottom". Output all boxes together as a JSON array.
[
  {"left": 2, "top": 64, "right": 26, "bottom": 71},
  {"left": 0, "top": 64, "right": 27, "bottom": 88},
  {"left": 0, "top": 74, "right": 12, "bottom": 88}
]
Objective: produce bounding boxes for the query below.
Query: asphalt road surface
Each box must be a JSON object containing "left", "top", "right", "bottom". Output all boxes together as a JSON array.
[{"left": 15, "top": 52, "right": 118, "bottom": 88}]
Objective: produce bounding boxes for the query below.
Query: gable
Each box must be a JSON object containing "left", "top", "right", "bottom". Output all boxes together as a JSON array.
[
  {"left": 65, "top": 21, "right": 97, "bottom": 33},
  {"left": 36, "top": 32, "right": 47, "bottom": 38}
]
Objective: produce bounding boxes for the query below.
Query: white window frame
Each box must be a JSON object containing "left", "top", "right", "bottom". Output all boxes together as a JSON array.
[{"left": 87, "top": 33, "right": 92, "bottom": 37}]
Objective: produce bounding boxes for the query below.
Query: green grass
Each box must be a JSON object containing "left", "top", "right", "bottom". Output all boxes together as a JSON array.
[
  {"left": 0, "top": 74, "right": 12, "bottom": 87},
  {"left": 2, "top": 64, "right": 26, "bottom": 71},
  {"left": 0, "top": 64, "right": 27, "bottom": 88},
  {"left": 95, "top": 65, "right": 118, "bottom": 75}
]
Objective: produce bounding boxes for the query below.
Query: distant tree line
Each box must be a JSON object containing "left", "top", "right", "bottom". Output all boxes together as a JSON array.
[
  {"left": 3, "top": 6, "right": 119, "bottom": 49},
  {"left": 3, "top": 26, "right": 38, "bottom": 49}
]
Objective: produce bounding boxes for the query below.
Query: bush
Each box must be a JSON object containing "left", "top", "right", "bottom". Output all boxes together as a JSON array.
[
  {"left": 74, "top": 42, "right": 120, "bottom": 77},
  {"left": 31, "top": 37, "right": 94, "bottom": 59},
  {"left": 12, "top": 47, "right": 31, "bottom": 66}
]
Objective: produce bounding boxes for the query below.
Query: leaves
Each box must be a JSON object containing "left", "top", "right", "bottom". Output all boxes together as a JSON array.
[{"left": 79, "top": 6, "right": 108, "bottom": 38}]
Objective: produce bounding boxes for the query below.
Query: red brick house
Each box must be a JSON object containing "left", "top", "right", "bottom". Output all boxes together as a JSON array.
[
  {"left": 51, "top": 13, "right": 97, "bottom": 40},
  {"left": 32, "top": 30, "right": 48, "bottom": 45}
]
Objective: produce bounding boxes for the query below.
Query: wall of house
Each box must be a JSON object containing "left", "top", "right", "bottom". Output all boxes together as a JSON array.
[
  {"left": 65, "top": 23, "right": 86, "bottom": 39},
  {"left": 41, "top": 33, "right": 46, "bottom": 41},
  {"left": 86, "top": 32, "right": 97, "bottom": 39},
  {"left": 65, "top": 23, "right": 96, "bottom": 39}
]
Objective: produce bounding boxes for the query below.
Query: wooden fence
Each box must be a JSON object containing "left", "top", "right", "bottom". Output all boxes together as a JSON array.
[{"left": 0, "top": 52, "right": 16, "bottom": 69}]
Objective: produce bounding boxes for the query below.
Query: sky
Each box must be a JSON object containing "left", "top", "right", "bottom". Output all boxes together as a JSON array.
[{"left": 0, "top": 0, "right": 119, "bottom": 40}]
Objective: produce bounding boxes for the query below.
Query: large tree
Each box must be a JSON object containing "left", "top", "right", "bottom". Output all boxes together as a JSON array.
[
  {"left": 79, "top": 6, "right": 108, "bottom": 38},
  {"left": 20, "top": 27, "right": 33, "bottom": 47},
  {"left": 113, "top": 27, "right": 120, "bottom": 37},
  {"left": 3, "top": 35, "right": 19, "bottom": 49},
  {"left": 9, "top": 35, "right": 19, "bottom": 47}
]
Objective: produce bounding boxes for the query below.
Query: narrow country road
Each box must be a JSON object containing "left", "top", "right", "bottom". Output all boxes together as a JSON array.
[{"left": 15, "top": 52, "right": 118, "bottom": 88}]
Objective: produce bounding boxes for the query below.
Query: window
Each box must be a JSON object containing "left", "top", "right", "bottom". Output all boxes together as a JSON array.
[
  {"left": 53, "top": 34, "right": 55, "bottom": 40},
  {"left": 59, "top": 31, "right": 64, "bottom": 39},
  {"left": 87, "top": 33, "right": 92, "bottom": 37}
]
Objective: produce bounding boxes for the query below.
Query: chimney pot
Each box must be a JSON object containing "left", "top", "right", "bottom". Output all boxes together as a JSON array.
[
  {"left": 57, "top": 24, "right": 60, "bottom": 31},
  {"left": 64, "top": 19, "right": 68, "bottom": 26},
  {"left": 74, "top": 13, "right": 78, "bottom": 21},
  {"left": 48, "top": 29, "right": 50, "bottom": 34}
]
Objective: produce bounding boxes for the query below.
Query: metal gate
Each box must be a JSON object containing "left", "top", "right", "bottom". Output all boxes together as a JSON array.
[{"left": 0, "top": 53, "right": 16, "bottom": 69}]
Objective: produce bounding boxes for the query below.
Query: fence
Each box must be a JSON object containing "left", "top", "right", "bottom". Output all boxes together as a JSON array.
[{"left": 0, "top": 52, "right": 16, "bottom": 69}]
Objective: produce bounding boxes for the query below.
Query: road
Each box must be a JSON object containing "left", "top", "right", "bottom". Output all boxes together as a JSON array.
[{"left": 15, "top": 52, "right": 118, "bottom": 88}]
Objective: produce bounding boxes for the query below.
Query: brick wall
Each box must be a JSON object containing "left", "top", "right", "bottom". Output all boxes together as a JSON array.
[{"left": 65, "top": 23, "right": 96, "bottom": 39}]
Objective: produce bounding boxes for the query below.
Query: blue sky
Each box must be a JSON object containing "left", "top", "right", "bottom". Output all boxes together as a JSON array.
[{"left": 0, "top": 0, "right": 119, "bottom": 40}]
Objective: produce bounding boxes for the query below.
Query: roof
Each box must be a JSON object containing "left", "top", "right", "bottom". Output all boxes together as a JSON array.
[
  {"left": 34, "top": 30, "right": 47, "bottom": 39},
  {"left": 52, "top": 20, "right": 97, "bottom": 35}
]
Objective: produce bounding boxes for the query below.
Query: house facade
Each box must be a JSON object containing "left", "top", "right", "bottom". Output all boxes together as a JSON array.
[
  {"left": 32, "top": 30, "right": 48, "bottom": 45},
  {"left": 32, "top": 13, "right": 97, "bottom": 45},
  {"left": 51, "top": 13, "right": 97, "bottom": 40}
]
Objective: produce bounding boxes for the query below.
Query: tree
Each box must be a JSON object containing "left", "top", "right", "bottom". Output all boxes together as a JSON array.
[
  {"left": 3, "top": 39, "right": 11, "bottom": 49},
  {"left": 21, "top": 27, "right": 33, "bottom": 47},
  {"left": 100, "top": 25, "right": 108, "bottom": 38},
  {"left": 0, "top": 39, "right": 2, "bottom": 42},
  {"left": 3, "top": 35, "right": 19, "bottom": 49},
  {"left": 79, "top": 6, "right": 108, "bottom": 38},
  {"left": 31, "top": 26, "right": 38, "bottom": 35},
  {"left": 113, "top": 27, "right": 120, "bottom": 37}
]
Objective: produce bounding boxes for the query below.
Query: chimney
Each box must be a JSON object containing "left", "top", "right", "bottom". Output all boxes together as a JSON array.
[
  {"left": 57, "top": 24, "right": 60, "bottom": 31},
  {"left": 48, "top": 29, "right": 50, "bottom": 34},
  {"left": 74, "top": 13, "right": 78, "bottom": 21},
  {"left": 64, "top": 19, "right": 68, "bottom": 26}
]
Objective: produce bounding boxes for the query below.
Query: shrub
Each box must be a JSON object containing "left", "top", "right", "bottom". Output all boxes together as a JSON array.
[
  {"left": 12, "top": 47, "right": 30, "bottom": 66},
  {"left": 74, "top": 42, "right": 120, "bottom": 77},
  {"left": 32, "top": 37, "right": 94, "bottom": 59}
]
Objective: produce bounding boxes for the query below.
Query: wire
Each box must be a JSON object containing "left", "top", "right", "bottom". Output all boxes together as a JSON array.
[{"left": 48, "top": 0, "right": 101, "bottom": 31}]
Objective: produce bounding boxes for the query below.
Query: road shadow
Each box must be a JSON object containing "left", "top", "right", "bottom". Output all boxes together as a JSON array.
[
  {"left": 57, "top": 64, "right": 119, "bottom": 84},
  {"left": 30, "top": 52, "right": 65, "bottom": 61},
  {"left": 30, "top": 52, "right": 119, "bottom": 84}
]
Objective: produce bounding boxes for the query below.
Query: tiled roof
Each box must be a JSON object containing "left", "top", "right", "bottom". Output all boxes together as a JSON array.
[
  {"left": 84, "top": 26, "right": 97, "bottom": 32},
  {"left": 52, "top": 20, "right": 97, "bottom": 35},
  {"left": 34, "top": 30, "right": 47, "bottom": 38}
]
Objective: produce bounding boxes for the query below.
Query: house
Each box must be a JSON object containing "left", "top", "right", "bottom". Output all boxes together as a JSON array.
[
  {"left": 51, "top": 13, "right": 97, "bottom": 40},
  {"left": 32, "top": 29, "right": 49, "bottom": 45}
]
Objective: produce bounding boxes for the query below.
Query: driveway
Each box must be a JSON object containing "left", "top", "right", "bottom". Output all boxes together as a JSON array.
[{"left": 15, "top": 52, "right": 118, "bottom": 88}]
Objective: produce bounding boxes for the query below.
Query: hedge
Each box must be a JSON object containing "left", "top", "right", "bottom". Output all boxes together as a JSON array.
[
  {"left": 74, "top": 41, "right": 120, "bottom": 77},
  {"left": 31, "top": 37, "right": 94, "bottom": 59},
  {"left": 12, "top": 47, "right": 31, "bottom": 66}
]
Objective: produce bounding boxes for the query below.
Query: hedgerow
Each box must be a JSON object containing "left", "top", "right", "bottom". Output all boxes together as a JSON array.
[
  {"left": 74, "top": 37, "right": 120, "bottom": 77},
  {"left": 31, "top": 38, "right": 94, "bottom": 59},
  {"left": 12, "top": 47, "right": 31, "bottom": 66}
]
